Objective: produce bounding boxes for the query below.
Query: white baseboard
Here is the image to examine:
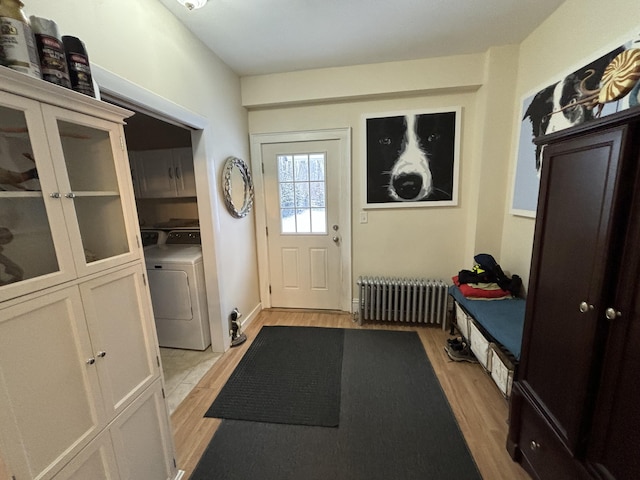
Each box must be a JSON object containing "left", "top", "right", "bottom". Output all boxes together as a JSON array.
[{"left": 240, "top": 302, "right": 262, "bottom": 330}]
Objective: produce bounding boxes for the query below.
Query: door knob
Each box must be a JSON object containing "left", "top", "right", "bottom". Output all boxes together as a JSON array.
[
  {"left": 579, "top": 301, "right": 594, "bottom": 313},
  {"left": 332, "top": 236, "right": 339, "bottom": 243},
  {"left": 605, "top": 308, "right": 621, "bottom": 320}
]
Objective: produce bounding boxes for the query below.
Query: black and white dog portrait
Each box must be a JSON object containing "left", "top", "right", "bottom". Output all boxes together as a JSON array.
[
  {"left": 522, "top": 47, "right": 625, "bottom": 174},
  {"left": 365, "top": 110, "right": 458, "bottom": 206},
  {"left": 513, "top": 35, "right": 640, "bottom": 216}
]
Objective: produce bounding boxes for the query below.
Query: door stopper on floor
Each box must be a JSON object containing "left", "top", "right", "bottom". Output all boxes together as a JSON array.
[{"left": 230, "top": 308, "right": 247, "bottom": 347}]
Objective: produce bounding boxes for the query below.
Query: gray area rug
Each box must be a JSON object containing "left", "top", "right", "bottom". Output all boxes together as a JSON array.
[
  {"left": 193, "top": 328, "right": 482, "bottom": 480},
  {"left": 204, "top": 325, "right": 344, "bottom": 427}
]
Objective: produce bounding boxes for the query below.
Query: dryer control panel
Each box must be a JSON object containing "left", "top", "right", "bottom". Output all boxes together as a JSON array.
[{"left": 166, "top": 230, "right": 201, "bottom": 245}]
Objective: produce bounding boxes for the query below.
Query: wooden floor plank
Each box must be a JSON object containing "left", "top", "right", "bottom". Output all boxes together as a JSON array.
[{"left": 170, "top": 309, "right": 530, "bottom": 479}]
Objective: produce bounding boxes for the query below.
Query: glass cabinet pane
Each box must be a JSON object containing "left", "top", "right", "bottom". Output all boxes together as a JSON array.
[
  {"left": 56, "top": 120, "right": 129, "bottom": 263},
  {"left": 0, "top": 105, "right": 59, "bottom": 286},
  {"left": 58, "top": 121, "right": 119, "bottom": 193}
]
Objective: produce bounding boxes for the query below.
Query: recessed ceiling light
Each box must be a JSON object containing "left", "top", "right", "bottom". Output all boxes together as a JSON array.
[{"left": 176, "top": 0, "right": 207, "bottom": 10}]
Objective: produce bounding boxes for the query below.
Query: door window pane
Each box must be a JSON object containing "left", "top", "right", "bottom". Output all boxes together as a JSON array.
[
  {"left": 309, "top": 154, "right": 325, "bottom": 181},
  {"left": 277, "top": 153, "right": 327, "bottom": 234},
  {"left": 279, "top": 183, "right": 294, "bottom": 209},
  {"left": 294, "top": 155, "right": 309, "bottom": 181},
  {"left": 281, "top": 209, "right": 296, "bottom": 233},
  {"left": 311, "top": 209, "right": 327, "bottom": 233},
  {"left": 278, "top": 155, "right": 293, "bottom": 182},
  {"left": 310, "top": 182, "right": 325, "bottom": 207},
  {"left": 1, "top": 105, "right": 58, "bottom": 285},
  {"left": 295, "top": 183, "right": 310, "bottom": 208}
]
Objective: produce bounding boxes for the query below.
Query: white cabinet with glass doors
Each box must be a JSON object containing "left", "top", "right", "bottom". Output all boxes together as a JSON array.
[
  {"left": 0, "top": 81, "right": 140, "bottom": 303},
  {"left": 0, "top": 67, "right": 177, "bottom": 480}
]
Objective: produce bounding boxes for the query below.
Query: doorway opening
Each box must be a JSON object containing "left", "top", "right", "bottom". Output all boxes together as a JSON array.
[{"left": 103, "top": 99, "right": 221, "bottom": 414}]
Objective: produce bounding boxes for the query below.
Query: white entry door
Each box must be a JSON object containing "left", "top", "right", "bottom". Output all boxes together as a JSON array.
[{"left": 262, "top": 140, "right": 343, "bottom": 309}]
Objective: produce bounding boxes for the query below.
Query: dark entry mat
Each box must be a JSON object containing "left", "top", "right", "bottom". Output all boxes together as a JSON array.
[
  {"left": 204, "top": 325, "right": 344, "bottom": 427},
  {"left": 194, "top": 328, "right": 482, "bottom": 480}
]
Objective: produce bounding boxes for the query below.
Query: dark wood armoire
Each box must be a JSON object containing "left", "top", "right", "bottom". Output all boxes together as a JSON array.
[{"left": 507, "top": 105, "right": 640, "bottom": 480}]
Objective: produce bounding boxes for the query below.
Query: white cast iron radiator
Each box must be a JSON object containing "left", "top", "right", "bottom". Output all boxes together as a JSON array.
[{"left": 357, "top": 276, "right": 448, "bottom": 328}]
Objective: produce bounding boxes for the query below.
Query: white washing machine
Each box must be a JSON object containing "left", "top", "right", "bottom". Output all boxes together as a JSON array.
[{"left": 144, "top": 230, "right": 211, "bottom": 350}]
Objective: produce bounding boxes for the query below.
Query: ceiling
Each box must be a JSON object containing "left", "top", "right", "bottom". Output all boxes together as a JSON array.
[{"left": 158, "top": 0, "right": 566, "bottom": 76}]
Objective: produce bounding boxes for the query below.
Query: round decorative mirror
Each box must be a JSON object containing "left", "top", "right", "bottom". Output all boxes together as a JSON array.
[{"left": 222, "top": 156, "right": 254, "bottom": 218}]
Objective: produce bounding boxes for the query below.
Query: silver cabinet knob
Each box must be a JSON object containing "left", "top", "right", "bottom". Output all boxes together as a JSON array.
[
  {"left": 97, "top": 351, "right": 107, "bottom": 358},
  {"left": 332, "top": 236, "right": 339, "bottom": 243},
  {"left": 579, "top": 302, "right": 594, "bottom": 313},
  {"left": 530, "top": 440, "right": 541, "bottom": 451},
  {"left": 65, "top": 192, "right": 76, "bottom": 199},
  {"left": 86, "top": 357, "right": 96, "bottom": 365},
  {"left": 50, "top": 192, "right": 61, "bottom": 198},
  {"left": 605, "top": 308, "right": 621, "bottom": 320}
]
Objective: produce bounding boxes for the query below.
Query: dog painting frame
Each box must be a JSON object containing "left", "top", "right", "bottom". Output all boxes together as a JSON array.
[
  {"left": 511, "top": 32, "right": 640, "bottom": 217},
  {"left": 362, "top": 107, "right": 461, "bottom": 209}
]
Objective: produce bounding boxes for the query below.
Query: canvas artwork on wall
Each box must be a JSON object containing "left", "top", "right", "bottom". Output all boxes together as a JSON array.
[
  {"left": 363, "top": 107, "right": 460, "bottom": 209},
  {"left": 512, "top": 33, "right": 640, "bottom": 217}
]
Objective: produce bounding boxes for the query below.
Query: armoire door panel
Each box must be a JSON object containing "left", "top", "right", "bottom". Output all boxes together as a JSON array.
[
  {"left": 586, "top": 154, "right": 640, "bottom": 480},
  {"left": 522, "top": 128, "right": 624, "bottom": 453}
]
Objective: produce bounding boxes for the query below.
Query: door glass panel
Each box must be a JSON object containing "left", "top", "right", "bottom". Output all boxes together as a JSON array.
[
  {"left": 57, "top": 120, "right": 129, "bottom": 263},
  {"left": 0, "top": 105, "right": 58, "bottom": 286},
  {"left": 277, "top": 153, "right": 327, "bottom": 234},
  {"left": 293, "top": 155, "right": 309, "bottom": 181},
  {"left": 278, "top": 155, "right": 293, "bottom": 182},
  {"left": 309, "top": 154, "right": 325, "bottom": 181}
]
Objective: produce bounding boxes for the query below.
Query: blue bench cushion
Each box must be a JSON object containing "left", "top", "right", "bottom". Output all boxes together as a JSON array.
[{"left": 449, "top": 285, "right": 525, "bottom": 360}]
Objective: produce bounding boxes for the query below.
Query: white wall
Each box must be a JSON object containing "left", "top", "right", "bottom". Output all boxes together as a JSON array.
[
  {"left": 23, "top": 0, "right": 637, "bottom": 325},
  {"left": 244, "top": 48, "right": 519, "bottom": 288},
  {"left": 500, "top": 0, "right": 640, "bottom": 288},
  {"left": 244, "top": 0, "right": 639, "bottom": 293},
  {"left": 24, "top": 0, "right": 260, "bottom": 351}
]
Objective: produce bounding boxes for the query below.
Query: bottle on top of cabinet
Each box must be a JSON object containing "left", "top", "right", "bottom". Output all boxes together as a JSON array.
[
  {"left": 0, "top": 0, "right": 41, "bottom": 79},
  {"left": 29, "top": 16, "right": 72, "bottom": 88},
  {"left": 62, "top": 35, "right": 95, "bottom": 97}
]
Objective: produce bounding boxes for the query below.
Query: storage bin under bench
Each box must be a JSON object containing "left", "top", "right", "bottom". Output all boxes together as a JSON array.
[{"left": 448, "top": 285, "right": 525, "bottom": 397}]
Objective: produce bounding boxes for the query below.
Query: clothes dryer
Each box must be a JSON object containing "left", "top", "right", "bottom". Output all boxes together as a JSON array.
[{"left": 144, "top": 230, "right": 211, "bottom": 350}]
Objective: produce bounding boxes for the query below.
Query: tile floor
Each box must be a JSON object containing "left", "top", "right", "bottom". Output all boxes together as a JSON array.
[{"left": 160, "top": 347, "right": 222, "bottom": 414}]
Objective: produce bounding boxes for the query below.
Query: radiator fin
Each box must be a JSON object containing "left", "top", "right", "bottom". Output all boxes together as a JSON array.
[{"left": 357, "top": 276, "right": 448, "bottom": 327}]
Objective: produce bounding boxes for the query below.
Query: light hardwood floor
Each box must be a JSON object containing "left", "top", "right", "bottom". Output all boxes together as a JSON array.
[{"left": 170, "top": 309, "right": 531, "bottom": 479}]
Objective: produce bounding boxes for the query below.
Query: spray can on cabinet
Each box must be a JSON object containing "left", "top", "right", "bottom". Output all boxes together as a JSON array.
[
  {"left": 62, "top": 35, "right": 95, "bottom": 97},
  {"left": 0, "top": 0, "right": 42, "bottom": 78},
  {"left": 30, "top": 16, "right": 71, "bottom": 88}
]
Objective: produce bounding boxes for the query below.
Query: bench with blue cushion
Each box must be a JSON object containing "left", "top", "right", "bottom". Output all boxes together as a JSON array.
[{"left": 448, "top": 284, "right": 526, "bottom": 360}]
